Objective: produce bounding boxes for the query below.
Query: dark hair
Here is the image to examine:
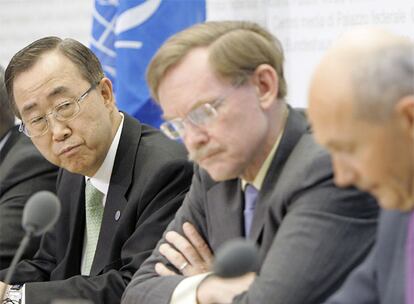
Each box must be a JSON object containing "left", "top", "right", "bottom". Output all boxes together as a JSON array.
[
  {"left": 0, "top": 65, "right": 15, "bottom": 131},
  {"left": 5, "top": 36, "right": 104, "bottom": 117}
]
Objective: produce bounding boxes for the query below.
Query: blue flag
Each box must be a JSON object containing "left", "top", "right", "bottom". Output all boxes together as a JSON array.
[{"left": 91, "top": 0, "right": 206, "bottom": 127}]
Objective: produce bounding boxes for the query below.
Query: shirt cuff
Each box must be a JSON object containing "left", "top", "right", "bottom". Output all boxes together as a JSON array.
[
  {"left": 21, "top": 284, "right": 25, "bottom": 304},
  {"left": 170, "top": 273, "right": 210, "bottom": 304},
  {"left": 3, "top": 284, "right": 24, "bottom": 304}
]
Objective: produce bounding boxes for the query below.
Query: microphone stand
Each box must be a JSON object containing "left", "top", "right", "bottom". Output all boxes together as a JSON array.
[{"left": 0, "top": 229, "right": 34, "bottom": 301}]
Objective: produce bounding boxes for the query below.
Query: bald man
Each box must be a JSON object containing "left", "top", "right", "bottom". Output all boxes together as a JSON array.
[{"left": 308, "top": 28, "right": 414, "bottom": 304}]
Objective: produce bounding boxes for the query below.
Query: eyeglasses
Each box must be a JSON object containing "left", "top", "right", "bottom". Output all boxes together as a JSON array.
[
  {"left": 19, "top": 82, "right": 99, "bottom": 138},
  {"left": 160, "top": 94, "right": 229, "bottom": 140}
]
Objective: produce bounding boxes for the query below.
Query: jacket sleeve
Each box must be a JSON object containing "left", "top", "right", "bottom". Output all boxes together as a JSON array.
[
  {"left": 6, "top": 158, "right": 193, "bottom": 304},
  {"left": 231, "top": 148, "right": 379, "bottom": 304},
  {"left": 123, "top": 138, "right": 379, "bottom": 304},
  {"left": 323, "top": 248, "right": 378, "bottom": 304},
  {"left": 0, "top": 139, "right": 58, "bottom": 271},
  {"left": 122, "top": 166, "right": 209, "bottom": 304}
]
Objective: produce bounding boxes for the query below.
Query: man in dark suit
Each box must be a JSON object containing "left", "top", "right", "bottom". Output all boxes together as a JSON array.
[
  {"left": 0, "top": 37, "right": 193, "bottom": 304},
  {"left": 0, "top": 65, "right": 58, "bottom": 270},
  {"left": 308, "top": 28, "right": 414, "bottom": 304},
  {"left": 122, "top": 21, "right": 379, "bottom": 304}
]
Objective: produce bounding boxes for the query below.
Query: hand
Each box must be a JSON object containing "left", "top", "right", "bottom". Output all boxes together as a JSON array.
[
  {"left": 156, "top": 222, "right": 213, "bottom": 276},
  {"left": 0, "top": 281, "right": 10, "bottom": 300},
  {"left": 197, "top": 272, "right": 256, "bottom": 304}
]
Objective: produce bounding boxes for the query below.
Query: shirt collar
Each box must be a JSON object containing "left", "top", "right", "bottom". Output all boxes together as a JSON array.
[
  {"left": 85, "top": 112, "right": 124, "bottom": 197},
  {"left": 242, "top": 107, "right": 289, "bottom": 191}
]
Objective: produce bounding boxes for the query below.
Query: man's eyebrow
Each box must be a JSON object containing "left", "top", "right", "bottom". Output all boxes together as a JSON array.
[
  {"left": 163, "top": 97, "right": 216, "bottom": 121},
  {"left": 324, "top": 140, "right": 339, "bottom": 149},
  {"left": 325, "top": 139, "right": 352, "bottom": 151},
  {"left": 189, "top": 98, "right": 213, "bottom": 111},
  {"left": 21, "top": 102, "right": 38, "bottom": 116},
  {"left": 47, "top": 86, "right": 69, "bottom": 99},
  {"left": 21, "top": 86, "right": 70, "bottom": 117}
]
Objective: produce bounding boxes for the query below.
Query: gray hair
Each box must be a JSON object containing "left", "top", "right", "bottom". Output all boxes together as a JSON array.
[{"left": 352, "top": 44, "right": 414, "bottom": 121}]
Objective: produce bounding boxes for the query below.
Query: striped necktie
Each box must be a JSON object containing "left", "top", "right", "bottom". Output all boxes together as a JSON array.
[{"left": 81, "top": 180, "right": 104, "bottom": 275}]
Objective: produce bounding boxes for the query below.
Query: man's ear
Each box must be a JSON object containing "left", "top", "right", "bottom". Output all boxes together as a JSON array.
[
  {"left": 99, "top": 78, "right": 116, "bottom": 109},
  {"left": 251, "top": 64, "right": 279, "bottom": 109},
  {"left": 395, "top": 95, "right": 414, "bottom": 139}
]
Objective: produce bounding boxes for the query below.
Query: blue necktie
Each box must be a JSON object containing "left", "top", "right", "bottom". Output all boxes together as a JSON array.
[{"left": 244, "top": 184, "right": 258, "bottom": 238}]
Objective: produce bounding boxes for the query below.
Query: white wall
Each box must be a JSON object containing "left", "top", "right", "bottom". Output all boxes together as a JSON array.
[
  {"left": 1, "top": 0, "right": 413, "bottom": 108},
  {"left": 267, "top": 0, "right": 414, "bottom": 107},
  {"left": 0, "top": 0, "right": 92, "bottom": 67}
]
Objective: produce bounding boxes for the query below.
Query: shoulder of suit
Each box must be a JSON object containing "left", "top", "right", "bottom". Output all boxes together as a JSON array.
[
  {"left": 137, "top": 123, "right": 188, "bottom": 160},
  {"left": 5, "top": 133, "right": 45, "bottom": 164},
  {"left": 278, "top": 132, "right": 332, "bottom": 186}
]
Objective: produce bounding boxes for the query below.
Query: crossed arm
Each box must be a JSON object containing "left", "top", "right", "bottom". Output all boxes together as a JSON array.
[
  {"left": 154, "top": 221, "right": 255, "bottom": 304},
  {"left": 122, "top": 164, "right": 378, "bottom": 304}
]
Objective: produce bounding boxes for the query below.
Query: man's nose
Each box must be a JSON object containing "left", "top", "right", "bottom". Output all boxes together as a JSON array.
[
  {"left": 183, "top": 122, "right": 209, "bottom": 152},
  {"left": 332, "top": 154, "right": 357, "bottom": 188},
  {"left": 48, "top": 117, "right": 71, "bottom": 141}
]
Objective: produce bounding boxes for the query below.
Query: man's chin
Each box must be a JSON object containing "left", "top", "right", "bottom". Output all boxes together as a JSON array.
[{"left": 62, "top": 159, "right": 92, "bottom": 176}]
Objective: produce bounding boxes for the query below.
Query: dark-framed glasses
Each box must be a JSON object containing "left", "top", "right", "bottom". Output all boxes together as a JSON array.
[
  {"left": 160, "top": 95, "right": 228, "bottom": 140},
  {"left": 19, "top": 82, "right": 99, "bottom": 138}
]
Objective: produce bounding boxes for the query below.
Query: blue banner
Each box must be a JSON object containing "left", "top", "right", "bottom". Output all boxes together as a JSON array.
[{"left": 91, "top": 0, "right": 206, "bottom": 127}]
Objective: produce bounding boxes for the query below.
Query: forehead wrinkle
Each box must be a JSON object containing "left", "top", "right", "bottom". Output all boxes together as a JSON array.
[
  {"left": 160, "top": 48, "right": 224, "bottom": 121},
  {"left": 163, "top": 95, "right": 220, "bottom": 121},
  {"left": 48, "top": 85, "right": 70, "bottom": 99},
  {"left": 20, "top": 84, "right": 71, "bottom": 117},
  {"left": 160, "top": 74, "right": 226, "bottom": 121}
]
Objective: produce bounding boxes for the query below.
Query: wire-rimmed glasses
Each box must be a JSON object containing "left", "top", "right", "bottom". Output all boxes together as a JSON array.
[
  {"left": 160, "top": 94, "right": 230, "bottom": 140},
  {"left": 19, "top": 82, "right": 99, "bottom": 138}
]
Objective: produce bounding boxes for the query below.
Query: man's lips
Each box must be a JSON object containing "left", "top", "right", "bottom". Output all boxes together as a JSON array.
[
  {"left": 358, "top": 184, "right": 378, "bottom": 196},
  {"left": 199, "top": 151, "right": 218, "bottom": 162},
  {"left": 196, "top": 149, "right": 223, "bottom": 164},
  {"left": 188, "top": 143, "right": 222, "bottom": 163},
  {"left": 58, "top": 144, "right": 81, "bottom": 156}
]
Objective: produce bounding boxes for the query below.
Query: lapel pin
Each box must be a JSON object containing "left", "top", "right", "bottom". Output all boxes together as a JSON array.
[{"left": 115, "top": 210, "right": 121, "bottom": 221}]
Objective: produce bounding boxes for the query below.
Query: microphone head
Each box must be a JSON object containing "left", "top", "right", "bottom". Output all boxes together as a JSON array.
[
  {"left": 22, "top": 191, "right": 61, "bottom": 236},
  {"left": 213, "top": 238, "right": 259, "bottom": 278}
]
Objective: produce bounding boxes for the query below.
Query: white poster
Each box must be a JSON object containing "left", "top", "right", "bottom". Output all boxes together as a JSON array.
[{"left": 1, "top": 0, "right": 413, "bottom": 108}]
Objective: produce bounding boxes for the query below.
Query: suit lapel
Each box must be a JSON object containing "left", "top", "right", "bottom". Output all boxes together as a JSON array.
[
  {"left": 250, "top": 108, "right": 309, "bottom": 243},
  {"left": 207, "top": 179, "right": 244, "bottom": 250},
  {"left": 0, "top": 127, "right": 19, "bottom": 166},
  {"left": 58, "top": 173, "right": 86, "bottom": 276},
  {"left": 90, "top": 114, "right": 142, "bottom": 275}
]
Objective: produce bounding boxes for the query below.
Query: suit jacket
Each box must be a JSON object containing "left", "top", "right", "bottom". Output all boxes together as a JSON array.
[
  {"left": 122, "top": 108, "right": 379, "bottom": 304},
  {"left": 0, "top": 114, "right": 193, "bottom": 304},
  {"left": 325, "top": 210, "right": 410, "bottom": 304},
  {"left": 0, "top": 126, "right": 58, "bottom": 270}
]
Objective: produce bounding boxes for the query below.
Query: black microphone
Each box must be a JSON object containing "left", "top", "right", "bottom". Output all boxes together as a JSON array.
[
  {"left": 1, "top": 191, "right": 61, "bottom": 298},
  {"left": 21, "top": 191, "right": 61, "bottom": 237},
  {"left": 213, "top": 238, "right": 259, "bottom": 278},
  {"left": 163, "top": 239, "right": 259, "bottom": 303}
]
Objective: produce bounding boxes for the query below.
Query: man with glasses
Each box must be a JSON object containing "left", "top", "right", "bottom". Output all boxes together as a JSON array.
[
  {"left": 0, "top": 65, "right": 58, "bottom": 270},
  {"left": 122, "top": 21, "right": 379, "bottom": 304},
  {"left": 0, "top": 37, "right": 193, "bottom": 304}
]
